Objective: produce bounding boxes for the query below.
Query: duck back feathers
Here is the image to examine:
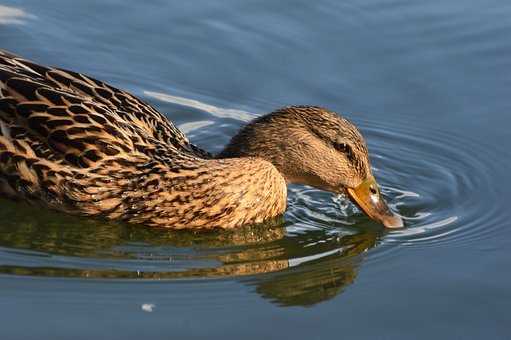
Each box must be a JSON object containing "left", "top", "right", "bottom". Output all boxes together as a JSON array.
[{"left": 0, "top": 50, "right": 287, "bottom": 228}]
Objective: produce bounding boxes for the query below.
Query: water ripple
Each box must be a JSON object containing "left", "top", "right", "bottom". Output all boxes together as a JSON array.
[
  {"left": 358, "top": 115, "right": 510, "bottom": 249},
  {"left": 0, "top": 89, "right": 508, "bottom": 307},
  {"left": 0, "top": 5, "right": 34, "bottom": 25}
]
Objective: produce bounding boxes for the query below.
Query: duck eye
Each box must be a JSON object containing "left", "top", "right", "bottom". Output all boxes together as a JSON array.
[
  {"left": 369, "top": 185, "right": 378, "bottom": 195},
  {"left": 334, "top": 142, "right": 350, "bottom": 154}
]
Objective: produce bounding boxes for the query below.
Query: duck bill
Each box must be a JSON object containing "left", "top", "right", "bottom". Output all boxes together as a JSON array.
[{"left": 346, "top": 176, "right": 403, "bottom": 228}]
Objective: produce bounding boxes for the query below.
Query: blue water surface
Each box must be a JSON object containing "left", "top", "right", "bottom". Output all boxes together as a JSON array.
[{"left": 0, "top": 0, "right": 510, "bottom": 339}]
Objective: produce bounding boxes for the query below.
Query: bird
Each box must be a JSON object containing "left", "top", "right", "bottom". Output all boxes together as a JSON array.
[{"left": 0, "top": 50, "right": 403, "bottom": 230}]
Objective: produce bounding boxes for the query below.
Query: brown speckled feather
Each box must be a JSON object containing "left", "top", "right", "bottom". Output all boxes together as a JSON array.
[{"left": 0, "top": 50, "right": 287, "bottom": 229}]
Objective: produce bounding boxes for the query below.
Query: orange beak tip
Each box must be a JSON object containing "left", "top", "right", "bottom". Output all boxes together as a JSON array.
[
  {"left": 382, "top": 213, "right": 404, "bottom": 229},
  {"left": 346, "top": 177, "right": 405, "bottom": 229}
]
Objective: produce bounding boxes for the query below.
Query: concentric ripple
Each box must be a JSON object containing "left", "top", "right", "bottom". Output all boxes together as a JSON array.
[{"left": 360, "top": 116, "right": 509, "bottom": 250}]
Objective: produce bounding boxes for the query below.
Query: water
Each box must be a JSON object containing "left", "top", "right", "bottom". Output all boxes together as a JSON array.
[{"left": 1, "top": 0, "right": 511, "bottom": 338}]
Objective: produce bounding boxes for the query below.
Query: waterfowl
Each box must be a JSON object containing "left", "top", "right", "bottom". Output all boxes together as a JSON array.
[{"left": 0, "top": 50, "right": 402, "bottom": 229}]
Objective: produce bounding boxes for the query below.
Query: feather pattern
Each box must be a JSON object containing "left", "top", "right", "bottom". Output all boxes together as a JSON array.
[{"left": 0, "top": 50, "right": 287, "bottom": 229}]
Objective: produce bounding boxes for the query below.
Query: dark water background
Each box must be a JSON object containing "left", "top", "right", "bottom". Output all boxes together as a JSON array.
[{"left": 1, "top": 0, "right": 511, "bottom": 339}]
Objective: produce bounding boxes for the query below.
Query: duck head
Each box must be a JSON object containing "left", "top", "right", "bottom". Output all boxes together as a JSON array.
[{"left": 218, "top": 106, "right": 403, "bottom": 228}]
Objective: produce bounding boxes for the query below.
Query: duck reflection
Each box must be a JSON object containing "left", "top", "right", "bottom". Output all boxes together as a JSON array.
[
  {"left": 245, "top": 231, "right": 377, "bottom": 306},
  {"left": 0, "top": 199, "right": 379, "bottom": 306}
]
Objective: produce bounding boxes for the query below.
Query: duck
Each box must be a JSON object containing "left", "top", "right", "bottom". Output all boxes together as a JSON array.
[{"left": 0, "top": 49, "right": 403, "bottom": 229}]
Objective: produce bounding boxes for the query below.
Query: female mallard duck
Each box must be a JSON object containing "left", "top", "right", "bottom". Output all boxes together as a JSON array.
[{"left": 0, "top": 50, "right": 402, "bottom": 229}]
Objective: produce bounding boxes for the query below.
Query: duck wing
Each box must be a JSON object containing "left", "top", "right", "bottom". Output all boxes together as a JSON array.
[{"left": 0, "top": 49, "right": 209, "bottom": 166}]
